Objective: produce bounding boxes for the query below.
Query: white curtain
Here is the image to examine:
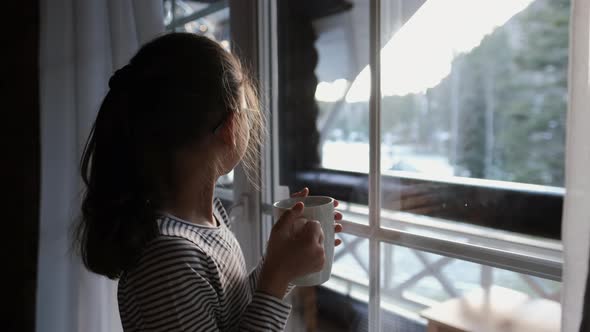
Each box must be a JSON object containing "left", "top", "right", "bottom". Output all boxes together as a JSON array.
[
  {"left": 562, "top": 1, "right": 590, "bottom": 331},
  {"left": 37, "top": 1, "right": 163, "bottom": 331}
]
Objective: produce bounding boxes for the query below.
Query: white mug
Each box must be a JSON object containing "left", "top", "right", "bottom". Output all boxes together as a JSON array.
[{"left": 273, "top": 196, "right": 335, "bottom": 287}]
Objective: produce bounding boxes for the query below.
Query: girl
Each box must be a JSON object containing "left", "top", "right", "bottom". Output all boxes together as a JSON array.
[{"left": 76, "top": 32, "right": 342, "bottom": 332}]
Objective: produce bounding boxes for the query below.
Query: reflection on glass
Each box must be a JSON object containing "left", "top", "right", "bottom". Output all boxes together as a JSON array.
[{"left": 380, "top": 243, "right": 561, "bottom": 331}]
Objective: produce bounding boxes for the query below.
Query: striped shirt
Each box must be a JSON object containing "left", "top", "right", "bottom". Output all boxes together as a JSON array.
[{"left": 118, "top": 198, "right": 292, "bottom": 331}]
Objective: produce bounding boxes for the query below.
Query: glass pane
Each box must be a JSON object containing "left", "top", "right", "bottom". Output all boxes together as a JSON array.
[
  {"left": 380, "top": 242, "right": 562, "bottom": 332},
  {"left": 332, "top": 233, "right": 370, "bottom": 284},
  {"left": 379, "top": 0, "right": 569, "bottom": 239},
  {"left": 276, "top": 0, "right": 370, "bottom": 220},
  {"left": 164, "top": 0, "right": 231, "bottom": 48}
]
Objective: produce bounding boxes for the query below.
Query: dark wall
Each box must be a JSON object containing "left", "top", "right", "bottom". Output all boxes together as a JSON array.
[
  {"left": 2, "top": 1, "right": 39, "bottom": 331},
  {"left": 277, "top": 1, "right": 352, "bottom": 189}
]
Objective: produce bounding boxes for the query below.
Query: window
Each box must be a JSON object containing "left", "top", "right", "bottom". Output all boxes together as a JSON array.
[
  {"left": 262, "top": 0, "right": 568, "bottom": 331},
  {"left": 164, "top": 0, "right": 230, "bottom": 44}
]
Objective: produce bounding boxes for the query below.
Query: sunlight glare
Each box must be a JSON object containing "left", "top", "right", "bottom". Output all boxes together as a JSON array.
[
  {"left": 315, "top": 79, "right": 350, "bottom": 102},
  {"left": 345, "top": 0, "right": 535, "bottom": 103}
]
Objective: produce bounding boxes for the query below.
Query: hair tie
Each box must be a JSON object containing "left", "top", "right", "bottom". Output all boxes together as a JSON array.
[{"left": 109, "top": 64, "right": 135, "bottom": 91}]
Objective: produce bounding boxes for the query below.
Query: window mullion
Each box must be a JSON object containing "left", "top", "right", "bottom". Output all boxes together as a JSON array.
[
  {"left": 259, "top": 0, "right": 283, "bottom": 256},
  {"left": 368, "top": 0, "right": 382, "bottom": 330},
  {"left": 229, "top": 0, "right": 262, "bottom": 270}
]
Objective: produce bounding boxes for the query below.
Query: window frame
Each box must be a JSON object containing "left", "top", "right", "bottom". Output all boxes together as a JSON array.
[{"left": 259, "top": 0, "right": 564, "bottom": 330}]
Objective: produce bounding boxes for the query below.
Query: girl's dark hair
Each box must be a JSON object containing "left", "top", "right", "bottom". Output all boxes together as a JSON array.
[{"left": 76, "top": 33, "right": 262, "bottom": 279}]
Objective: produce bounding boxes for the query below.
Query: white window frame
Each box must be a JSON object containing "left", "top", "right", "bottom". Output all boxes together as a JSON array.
[{"left": 183, "top": 1, "right": 565, "bottom": 330}]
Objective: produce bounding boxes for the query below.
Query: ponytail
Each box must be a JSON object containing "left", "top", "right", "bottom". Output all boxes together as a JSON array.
[{"left": 77, "top": 90, "right": 159, "bottom": 279}]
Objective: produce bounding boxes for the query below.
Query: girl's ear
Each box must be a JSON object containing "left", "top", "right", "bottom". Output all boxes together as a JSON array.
[{"left": 214, "top": 112, "right": 236, "bottom": 147}]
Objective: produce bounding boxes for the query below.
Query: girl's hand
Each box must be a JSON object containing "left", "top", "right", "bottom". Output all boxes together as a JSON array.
[
  {"left": 258, "top": 202, "right": 325, "bottom": 298},
  {"left": 291, "top": 187, "right": 343, "bottom": 246}
]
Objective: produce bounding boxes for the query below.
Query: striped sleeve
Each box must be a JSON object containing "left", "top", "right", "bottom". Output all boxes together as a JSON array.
[
  {"left": 133, "top": 240, "right": 291, "bottom": 332},
  {"left": 248, "top": 258, "right": 297, "bottom": 299},
  {"left": 240, "top": 292, "right": 291, "bottom": 331}
]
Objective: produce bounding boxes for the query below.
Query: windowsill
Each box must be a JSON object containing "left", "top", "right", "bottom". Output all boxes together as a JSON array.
[
  {"left": 294, "top": 168, "right": 563, "bottom": 239},
  {"left": 338, "top": 200, "right": 562, "bottom": 262},
  {"left": 380, "top": 169, "right": 564, "bottom": 196}
]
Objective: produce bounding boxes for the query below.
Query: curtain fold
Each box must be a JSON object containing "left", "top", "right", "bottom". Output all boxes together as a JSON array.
[
  {"left": 37, "top": 1, "right": 163, "bottom": 331},
  {"left": 562, "top": 1, "right": 590, "bottom": 331}
]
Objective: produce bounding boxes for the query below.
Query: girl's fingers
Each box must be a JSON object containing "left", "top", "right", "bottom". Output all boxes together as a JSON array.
[
  {"left": 274, "top": 202, "right": 305, "bottom": 230},
  {"left": 334, "top": 223, "right": 343, "bottom": 233},
  {"left": 334, "top": 200, "right": 339, "bottom": 208},
  {"left": 291, "top": 187, "right": 309, "bottom": 198},
  {"left": 335, "top": 238, "right": 342, "bottom": 246},
  {"left": 334, "top": 211, "right": 343, "bottom": 221}
]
